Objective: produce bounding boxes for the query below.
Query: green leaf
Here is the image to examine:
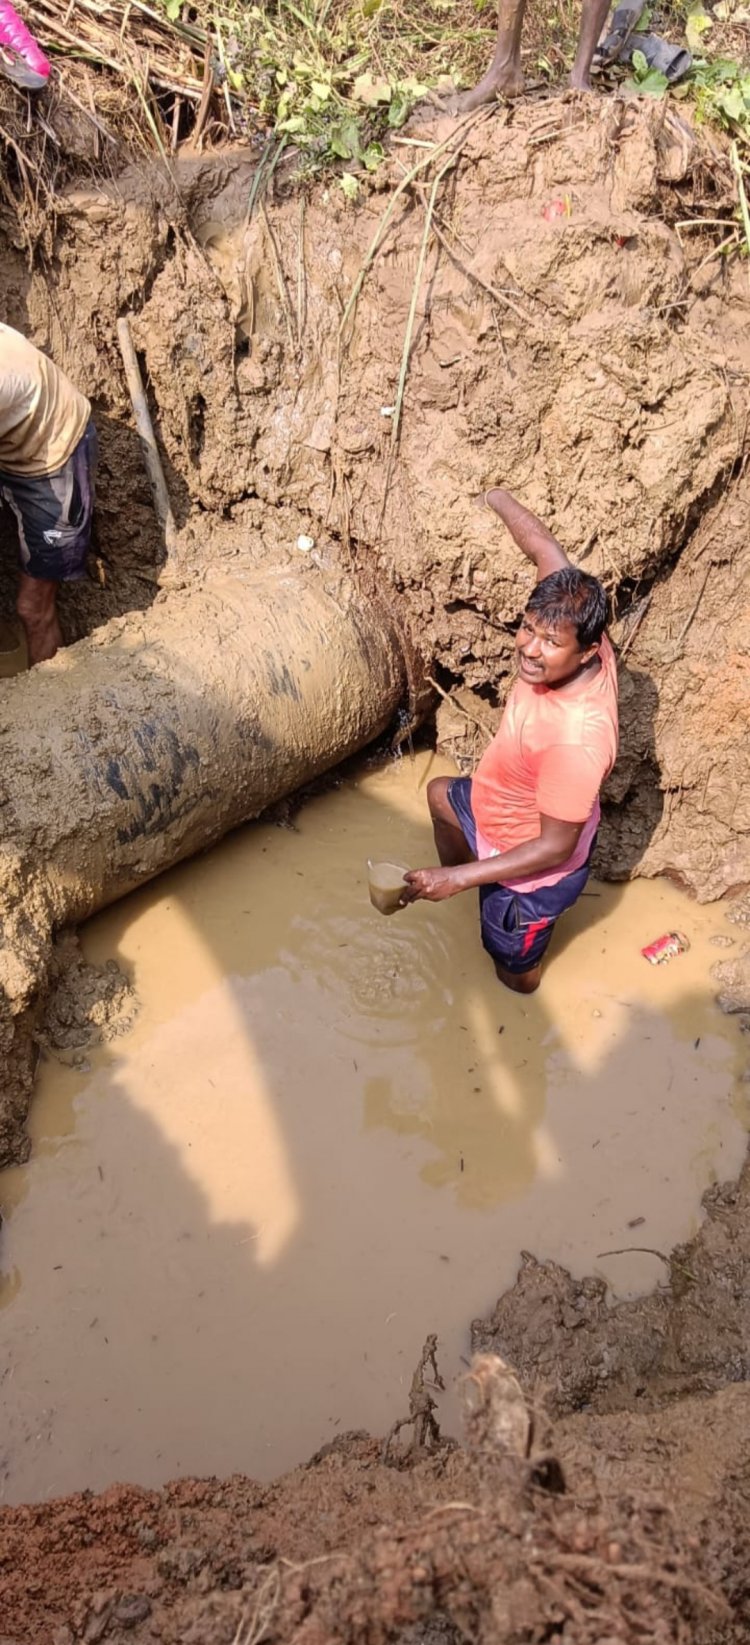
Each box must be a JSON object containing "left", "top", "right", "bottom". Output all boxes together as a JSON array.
[
  {"left": 329, "top": 115, "right": 362, "bottom": 160},
  {"left": 388, "top": 91, "right": 410, "bottom": 127},
  {"left": 352, "top": 71, "right": 392, "bottom": 104},
  {"left": 277, "top": 114, "right": 308, "bottom": 132},
  {"left": 340, "top": 173, "right": 360, "bottom": 200},
  {"left": 686, "top": 4, "right": 712, "bottom": 53},
  {"left": 362, "top": 0, "right": 383, "bottom": 15},
  {"left": 631, "top": 49, "right": 649, "bottom": 79},
  {"left": 630, "top": 69, "right": 669, "bottom": 96},
  {"left": 362, "top": 141, "right": 385, "bottom": 170},
  {"left": 165, "top": 0, "right": 181, "bottom": 19},
  {"left": 399, "top": 73, "right": 430, "bottom": 95},
  {"left": 311, "top": 78, "right": 331, "bottom": 99},
  {"left": 716, "top": 84, "right": 748, "bottom": 120}
]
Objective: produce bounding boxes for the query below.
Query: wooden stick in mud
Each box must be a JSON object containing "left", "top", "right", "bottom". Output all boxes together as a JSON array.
[{"left": 116, "top": 315, "right": 178, "bottom": 560}]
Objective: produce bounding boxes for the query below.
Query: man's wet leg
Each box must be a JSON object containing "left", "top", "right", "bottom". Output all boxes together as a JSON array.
[
  {"left": 426, "top": 777, "right": 475, "bottom": 867},
  {"left": 16, "top": 573, "right": 62, "bottom": 665},
  {"left": 493, "top": 958, "right": 541, "bottom": 994}
]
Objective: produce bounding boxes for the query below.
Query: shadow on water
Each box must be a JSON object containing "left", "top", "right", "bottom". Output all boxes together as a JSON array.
[{"left": 0, "top": 732, "right": 747, "bottom": 1506}]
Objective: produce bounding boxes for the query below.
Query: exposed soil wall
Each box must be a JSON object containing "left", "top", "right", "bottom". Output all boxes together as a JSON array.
[{"left": 3, "top": 99, "right": 749, "bottom": 899}]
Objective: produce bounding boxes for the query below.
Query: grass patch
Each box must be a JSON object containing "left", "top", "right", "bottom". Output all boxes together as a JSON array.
[{"left": 190, "top": 0, "right": 497, "bottom": 180}]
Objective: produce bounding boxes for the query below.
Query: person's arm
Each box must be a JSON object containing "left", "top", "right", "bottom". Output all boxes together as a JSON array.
[
  {"left": 484, "top": 487, "right": 569, "bottom": 583},
  {"left": 402, "top": 814, "right": 583, "bottom": 903}
]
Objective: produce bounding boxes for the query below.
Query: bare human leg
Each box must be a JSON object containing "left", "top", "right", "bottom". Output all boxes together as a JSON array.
[
  {"left": 426, "top": 776, "right": 475, "bottom": 867},
  {"left": 455, "top": 0, "right": 526, "bottom": 112},
  {"left": 493, "top": 957, "right": 541, "bottom": 994},
  {"left": 16, "top": 572, "right": 62, "bottom": 665},
  {"left": 569, "top": 0, "right": 612, "bottom": 88},
  {"left": 427, "top": 778, "right": 544, "bottom": 992}
]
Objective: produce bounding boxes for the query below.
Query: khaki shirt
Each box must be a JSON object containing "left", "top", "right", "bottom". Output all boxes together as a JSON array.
[{"left": 0, "top": 324, "right": 91, "bottom": 477}]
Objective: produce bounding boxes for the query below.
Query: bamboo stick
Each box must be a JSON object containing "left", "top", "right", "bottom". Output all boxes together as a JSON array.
[{"left": 116, "top": 314, "right": 177, "bottom": 559}]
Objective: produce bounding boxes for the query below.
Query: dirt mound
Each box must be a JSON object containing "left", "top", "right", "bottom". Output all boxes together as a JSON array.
[
  {"left": 472, "top": 1159, "right": 750, "bottom": 1414},
  {"left": 0, "top": 1358, "right": 740, "bottom": 1645},
  {"left": 36, "top": 931, "right": 137, "bottom": 1059},
  {"left": 4, "top": 1191, "right": 748, "bottom": 1643}
]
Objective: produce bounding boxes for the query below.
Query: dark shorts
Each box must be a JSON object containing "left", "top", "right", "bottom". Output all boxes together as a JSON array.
[
  {"left": 447, "top": 776, "right": 593, "bottom": 974},
  {"left": 0, "top": 420, "right": 97, "bottom": 582}
]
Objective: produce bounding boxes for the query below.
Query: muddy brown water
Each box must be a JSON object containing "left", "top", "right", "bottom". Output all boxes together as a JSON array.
[{"left": 0, "top": 752, "right": 748, "bottom": 1504}]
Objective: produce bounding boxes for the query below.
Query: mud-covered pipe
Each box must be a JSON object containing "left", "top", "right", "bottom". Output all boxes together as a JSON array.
[{"left": 0, "top": 560, "right": 409, "bottom": 928}]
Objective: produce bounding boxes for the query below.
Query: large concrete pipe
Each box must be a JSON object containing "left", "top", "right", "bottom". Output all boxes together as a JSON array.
[{"left": 0, "top": 558, "right": 411, "bottom": 1163}]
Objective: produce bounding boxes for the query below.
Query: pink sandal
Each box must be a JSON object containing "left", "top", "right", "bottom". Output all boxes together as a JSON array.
[{"left": 0, "top": 2, "right": 50, "bottom": 89}]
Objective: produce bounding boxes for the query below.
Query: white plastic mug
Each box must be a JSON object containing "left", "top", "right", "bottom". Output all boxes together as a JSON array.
[{"left": 367, "top": 860, "right": 409, "bottom": 916}]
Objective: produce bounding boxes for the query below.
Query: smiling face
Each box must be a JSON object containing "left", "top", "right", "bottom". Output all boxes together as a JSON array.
[{"left": 515, "top": 609, "right": 598, "bottom": 688}]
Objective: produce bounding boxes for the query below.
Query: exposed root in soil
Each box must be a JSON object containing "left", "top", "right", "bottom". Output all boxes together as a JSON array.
[{"left": 382, "top": 1334, "right": 447, "bottom": 1465}]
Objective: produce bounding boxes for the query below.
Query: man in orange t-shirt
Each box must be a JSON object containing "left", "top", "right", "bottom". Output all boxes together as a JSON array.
[{"left": 403, "top": 487, "right": 619, "bottom": 994}]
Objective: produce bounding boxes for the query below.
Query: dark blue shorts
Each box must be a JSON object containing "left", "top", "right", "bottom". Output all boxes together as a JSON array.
[
  {"left": 447, "top": 776, "right": 593, "bottom": 974},
  {"left": 0, "top": 420, "right": 97, "bottom": 582}
]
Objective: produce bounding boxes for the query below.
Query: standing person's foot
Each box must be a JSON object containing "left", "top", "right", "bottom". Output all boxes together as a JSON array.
[
  {"left": 453, "top": 65, "right": 525, "bottom": 112},
  {"left": 0, "top": 1, "right": 51, "bottom": 89}
]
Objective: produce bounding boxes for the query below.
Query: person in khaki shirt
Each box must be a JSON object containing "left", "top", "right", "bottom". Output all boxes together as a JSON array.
[{"left": 0, "top": 324, "right": 97, "bottom": 664}]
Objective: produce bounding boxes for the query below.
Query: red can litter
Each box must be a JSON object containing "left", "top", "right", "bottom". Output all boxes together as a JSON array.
[{"left": 641, "top": 931, "right": 690, "bottom": 965}]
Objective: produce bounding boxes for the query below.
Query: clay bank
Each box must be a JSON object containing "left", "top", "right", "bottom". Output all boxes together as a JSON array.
[{"left": 2, "top": 92, "right": 750, "bottom": 1645}]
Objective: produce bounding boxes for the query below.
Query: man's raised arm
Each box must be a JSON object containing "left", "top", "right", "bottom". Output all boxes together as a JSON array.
[{"left": 484, "top": 487, "right": 570, "bottom": 583}]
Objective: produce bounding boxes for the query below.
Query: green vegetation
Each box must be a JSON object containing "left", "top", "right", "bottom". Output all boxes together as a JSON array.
[
  {"left": 154, "top": 0, "right": 750, "bottom": 179},
  {"left": 692, "top": 53, "right": 750, "bottom": 136},
  {"left": 200, "top": 0, "right": 492, "bottom": 185}
]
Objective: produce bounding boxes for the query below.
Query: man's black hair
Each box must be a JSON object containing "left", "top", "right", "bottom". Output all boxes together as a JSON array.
[{"left": 525, "top": 567, "right": 608, "bottom": 650}]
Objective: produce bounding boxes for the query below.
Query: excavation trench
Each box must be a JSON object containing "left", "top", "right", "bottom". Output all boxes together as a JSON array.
[{"left": 3, "top": 90, "right": 750, "bottom": 1640}]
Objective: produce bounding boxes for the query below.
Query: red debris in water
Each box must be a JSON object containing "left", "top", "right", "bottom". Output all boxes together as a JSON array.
[{"left": 641, "top": 932, "right": 691, "bottom": 965}]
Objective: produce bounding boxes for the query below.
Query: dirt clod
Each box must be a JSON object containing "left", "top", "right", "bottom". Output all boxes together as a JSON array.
[{"left": 37, "top": 932, "right": 138, "bottom": 1056}]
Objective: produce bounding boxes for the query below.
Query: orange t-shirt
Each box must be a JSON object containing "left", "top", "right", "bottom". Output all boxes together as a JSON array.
[{"left": 471, "top": 634, "right": 619, "bottom": 891}]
